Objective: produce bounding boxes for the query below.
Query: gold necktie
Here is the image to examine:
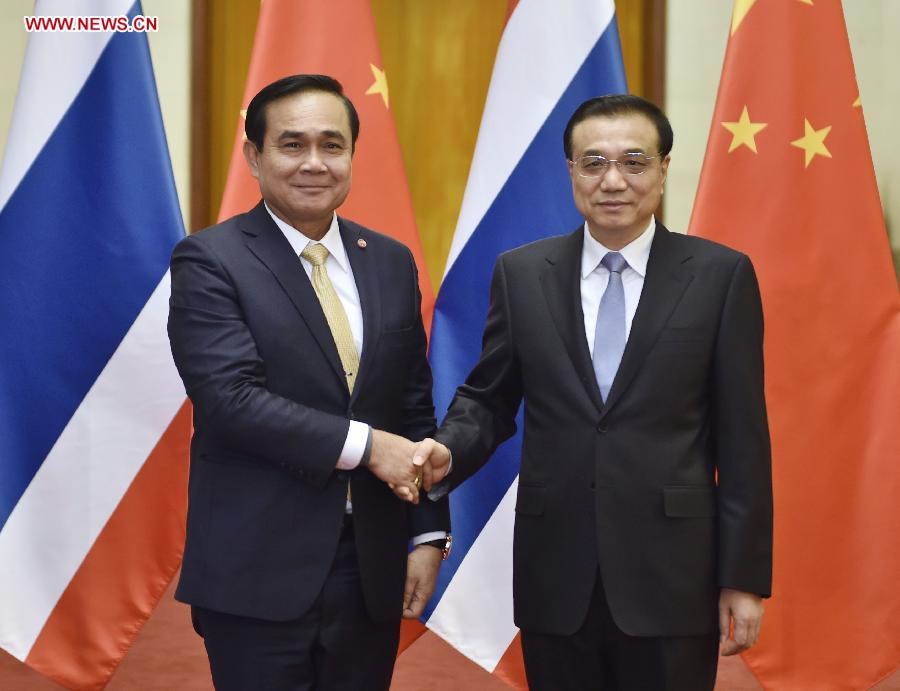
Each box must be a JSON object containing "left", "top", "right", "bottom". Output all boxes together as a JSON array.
[{"left": 301, "top": 243, "right": 359, "bottom": 393}]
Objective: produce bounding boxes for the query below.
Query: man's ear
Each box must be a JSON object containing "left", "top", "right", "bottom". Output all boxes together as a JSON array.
[
  {"left": 567, "top": 158, "right": 577, "bottom": 184},
  {"left": 659, "top": 154, "right": 671, "bottom": 187},
  {"left": 243, "top": 139, "right": 261, "bottom": 179}
]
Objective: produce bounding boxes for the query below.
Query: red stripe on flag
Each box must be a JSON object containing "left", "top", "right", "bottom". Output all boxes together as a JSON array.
[
  {"left": 493, "top": 633, "right": 527, "bottom": 690},
  {"left": 25, "top": 402, "right": 191, "bottom": 691},
  {"left": 504, "top": 1, "right": 519, "bottom": 23},
  {"left": 397, "top": 619, "right": 427, "bottom": 655}
]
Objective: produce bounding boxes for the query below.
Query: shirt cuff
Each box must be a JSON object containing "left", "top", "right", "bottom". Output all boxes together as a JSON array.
[
  {"left": 412, "top": 531, "right": 448, "bottom": 546},
  {"left": 336, "top": 421, "right": 370, "bottom": 470},
  {"left": 427, "top": 483, "right": 450, "bottom": 501}
]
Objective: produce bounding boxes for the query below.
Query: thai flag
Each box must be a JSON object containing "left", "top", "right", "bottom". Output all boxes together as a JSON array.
[
  {"left": 0, "top": 1, "right": 189, "bottom": 688},
  {"left": 425, "top": 0, "right": 626, "bottom": 685}
]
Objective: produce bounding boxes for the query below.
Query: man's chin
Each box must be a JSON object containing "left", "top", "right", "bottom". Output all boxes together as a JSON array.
[{"left": 291, "top": 189, "right": 333, "bottom": 202}]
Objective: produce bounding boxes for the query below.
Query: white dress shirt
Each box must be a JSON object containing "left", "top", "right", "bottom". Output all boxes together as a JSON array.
[
  {"left": 581, "top": 218, "right": 655, "bottom": 358},
  {"left": 266, "top": 205, "right": 369, "bottom": 470}
]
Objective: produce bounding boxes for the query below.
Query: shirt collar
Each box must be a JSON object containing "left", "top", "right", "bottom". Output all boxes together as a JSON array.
[
  {"left": 581, "top": 217, "right": 656, "bottom": 279},
  {"left": 264, "top": 204, "right": 350, "bottom": 275}
]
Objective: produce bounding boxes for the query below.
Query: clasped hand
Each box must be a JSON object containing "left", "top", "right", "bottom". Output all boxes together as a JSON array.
[{"left": 368, "top": 431, "right": 451, "bottom": 503}]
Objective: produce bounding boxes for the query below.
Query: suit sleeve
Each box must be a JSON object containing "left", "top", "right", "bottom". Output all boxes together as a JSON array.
[
  {"left": 434, "top": 256, "right": 523, "bottom": 491},
  {"left": 400, "top": 249, "right": 439, "bottom": 444},
  {"left": 167, "top": 234, "right": 348, "bottom": 489},
  {"left": 713, "top": 254, "right": 773, "bottom": 596}
]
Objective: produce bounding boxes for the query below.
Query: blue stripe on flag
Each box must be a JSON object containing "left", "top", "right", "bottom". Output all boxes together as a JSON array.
[
  {"left": 0, "top": 4, "right": 184, "bottom": 529},
  {"left": 425, "top": 19, "right": 626, "bottom": 618}
]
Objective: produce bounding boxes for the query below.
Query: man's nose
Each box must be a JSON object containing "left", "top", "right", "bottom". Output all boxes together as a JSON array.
[
  {"left": 300, "top": 148, "right": 327, "bottom": 171},
  {"left": 599, "top": 163, "right": 628, "bottom": 190}
]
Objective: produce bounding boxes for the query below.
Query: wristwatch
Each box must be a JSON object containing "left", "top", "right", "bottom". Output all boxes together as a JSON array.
[{"left": 421, "top": 535, "right": 452, "bottom": 560}]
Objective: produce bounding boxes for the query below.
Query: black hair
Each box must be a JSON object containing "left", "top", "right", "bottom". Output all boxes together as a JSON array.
[
  {"left": 244, "top": 74, "right": 360, "bottom": 152},
  {"left": 563, "top": 94, "right": 673, "bottom": 159}
]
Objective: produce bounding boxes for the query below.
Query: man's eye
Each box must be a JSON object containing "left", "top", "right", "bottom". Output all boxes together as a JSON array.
[
  {"left": 282, "top": 142, "right": 301, "bottom": 150},
  {"left": 584, "top": 158, "right": 605, "bottom": 168}
]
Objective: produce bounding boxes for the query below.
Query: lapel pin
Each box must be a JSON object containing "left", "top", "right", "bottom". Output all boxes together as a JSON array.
[{"left": 357, "top": 238, "right": 367, "bottom": 249}]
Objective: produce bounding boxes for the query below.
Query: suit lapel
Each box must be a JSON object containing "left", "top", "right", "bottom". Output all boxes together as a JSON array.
[
  {"left": 600, "top": 224, "right": 694, "bottom": 417},
  {"left": 240, "top": 203, "right": 347, "bottom": 389},
  {"left": 540, "top": 228, "right": 605, "bottom": 413},
  {"left": 339, "top": 218, "right": 381, "bottom": 404}
]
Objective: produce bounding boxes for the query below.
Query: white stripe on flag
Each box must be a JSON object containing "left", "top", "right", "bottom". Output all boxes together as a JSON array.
[
  {"left": 0, "top": 272, "right": 185, "bottom": 659},
  {"left": 428, "top": 477, "right": 519, "bottom": 672},
  {"left": 444, "top": 0, "right": 615, "bottom": 276},
  {"left": 0, "top": 0, "right": 132, "bottom": 212}
]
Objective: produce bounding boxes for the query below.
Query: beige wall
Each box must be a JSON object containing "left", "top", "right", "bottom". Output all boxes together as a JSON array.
[
  {"left": 145, "top": 0, "right": 191, "bottom": 226},
  {"left": 663, "top": 1, "right": 730, "bottom": 234},
  {"left": 665, "top": 0, "right": 900, "bottom": 271},
  {"left": 0, "top": 0, "right": 190, "bottom": 226},
  {"left": 0, "top": 1, "right": 34, "bottom": 163},
  {"left": 846, "top": 1, "right": 900, "bottom": 263}
]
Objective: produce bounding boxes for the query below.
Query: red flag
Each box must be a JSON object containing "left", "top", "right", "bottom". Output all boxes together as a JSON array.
[
  {"left": 219, "top": 0, "right": 433, "bottom": 332},
  {"left": 690, "top": 1, "right": 900, "bottom": 688},
  {"left": 217, "top": 0, "right": 433, "bottom": 653}
]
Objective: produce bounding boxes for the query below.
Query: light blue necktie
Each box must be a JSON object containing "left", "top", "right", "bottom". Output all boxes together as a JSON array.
[{"left": 593, "top": 252, "right": 627, "bottom": 402}]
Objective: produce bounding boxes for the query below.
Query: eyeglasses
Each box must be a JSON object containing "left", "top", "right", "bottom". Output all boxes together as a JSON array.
[{"left": 570, "top": 153, "right": 660, "bottom": 177}]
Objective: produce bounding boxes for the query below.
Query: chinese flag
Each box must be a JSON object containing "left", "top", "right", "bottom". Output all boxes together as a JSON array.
[
  {"left": 690, "top": 1, "right": 900, "bottom": 689},
  {"left": 218, "top": 0, "right": 433, "bottom": 332}
]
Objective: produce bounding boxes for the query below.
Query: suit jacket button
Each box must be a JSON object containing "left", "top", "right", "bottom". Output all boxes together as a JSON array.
[{"left": 596, "top": 424, "right": 608, "bottom": 433}]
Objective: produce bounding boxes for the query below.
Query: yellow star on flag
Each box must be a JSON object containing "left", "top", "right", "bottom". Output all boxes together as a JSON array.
[
  {"left": 731, "top": 0, "right": 757, "bottom": 35},
  {"left": 790, "top": 118, "right": 832, "bottom": 167},
  {"left": 721, "top": 106, "right": 767, "bottom": 153},
  {"left": 853, "top": 95, "right": 861, "bottom": 108},
  {"left": 797, "top": 0, "right": 814, "bottom": 5},
  {"left": 365, "top": 64, "right": 389, "bottom": 108}
]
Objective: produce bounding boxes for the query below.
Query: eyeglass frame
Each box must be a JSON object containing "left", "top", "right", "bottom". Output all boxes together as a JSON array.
[{"left": 568, "top": 152, "right": 662, "bottom": 178}]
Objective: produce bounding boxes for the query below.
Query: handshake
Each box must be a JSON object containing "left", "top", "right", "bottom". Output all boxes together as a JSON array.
[{"left": 367, "top": 430, "right": 451, "bottom": 504}]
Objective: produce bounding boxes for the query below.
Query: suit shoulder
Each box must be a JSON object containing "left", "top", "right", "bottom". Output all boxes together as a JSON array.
[
  {"left": 498, "top": 233, "right": 572, "bottom": 266},
  {"left": 174, "top": 211, "right": 249, "bottom": 250},
  {"left": 338, "top": 217, "right": 415, "bottom": 260},
  {"left": 666, "top": 230, "right": 749, "bottom": 265}
]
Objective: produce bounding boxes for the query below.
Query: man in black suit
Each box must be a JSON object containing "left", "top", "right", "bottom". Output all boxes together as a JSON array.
[
  {"left": 168, "top": 75, "right": 450, "bottom": 690},
  {"left": 417, "top": 95, "right": 772, "bottom": 690}
]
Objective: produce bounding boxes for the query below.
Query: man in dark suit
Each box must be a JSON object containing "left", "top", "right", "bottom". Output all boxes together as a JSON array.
[
  {"left": 168, "top": 75, "right": 450, "bottom": 690},
  {"left": 416, "top": 95, "right": 772, "bottom": 690}
]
